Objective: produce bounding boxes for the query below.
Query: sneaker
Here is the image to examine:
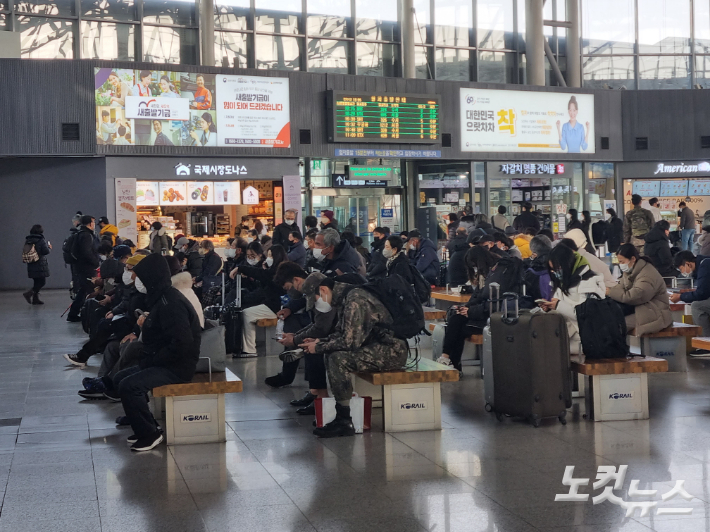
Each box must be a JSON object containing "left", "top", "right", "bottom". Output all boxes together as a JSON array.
[
  {"left": 64, "top": 354, "right": 87, "bottom": 368},
  {"left": 290, "top": 391, "right": 317, "bottom": 407},
  {"left": 130, "top": 432, "right": 163, "bottom": 452},
  {"left": 436, "top": 356, "right": 453, "bottom": 367},
  {"left": 66, "top": 316, "right": 82, "bottom": 323},
  {"left": 127, "top": 434, "right": 138, "bottom": 444},
  {"left": 279, "top": 349, "right": 305, "bottom": 363},
  {"left": 82, "top": 377, "right": 97, "bottom": 389},
  {"left": 232, "top": 352, "right": 258, "bottom": 358},
  {"left": 313, "top": 416, "right": 355, "bottom": 438},
  {"left": 115, "top": 416, "right": 130, "bottom": 426},
  {"left": 690, "top": 349, "right": 710, "bottom": 357},
  {"left": 103, "top": 390, "right": 121, "bottom": 403},
  {"left": 78, "top": 389, "right": 107, "bottom": 400}
]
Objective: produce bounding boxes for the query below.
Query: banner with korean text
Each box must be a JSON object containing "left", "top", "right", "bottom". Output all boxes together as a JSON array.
[{"left": 115, "top": 178, "right": 137, "bottom": 243}]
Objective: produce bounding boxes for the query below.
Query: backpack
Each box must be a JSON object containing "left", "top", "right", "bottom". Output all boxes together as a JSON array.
[
  {"left": 22, "top": 243, "right": 39, "bottom": 264},
  {"left": 63, "top": 232, "right": 78, "bottom": 264},
  {"left": 166, "top": 234, "right": 173, "bottom": 251},
  {"left": 409, "top": 264, "right": 432, "bottom": 304},
  {"left": 703, "top": 210, "right": 710, "bottom": 232},
  {"left": 525, "top": 267, "right": 553, "bottom": 301},
  {"left": 356, "top": 274, "right": 426, "bottom": 340},
  {"left": 575, "top": 294, "right": 629, "bottom": 360}
]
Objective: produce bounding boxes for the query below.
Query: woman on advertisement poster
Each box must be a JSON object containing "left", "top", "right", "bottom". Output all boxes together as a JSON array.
[
  {"left": 189, "top": 113, "right": 217, "bottom": 147},
  {"left": 556, "top": 96, "right": 590, "bottom": 153},
  {"left": 159, "top": 75, "right": 180, "bottom": 98},
  {"left": 107, "top": 71, "right": 133, "bottom": 108}
]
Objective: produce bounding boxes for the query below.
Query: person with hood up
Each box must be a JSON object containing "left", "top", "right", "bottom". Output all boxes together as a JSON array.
[
  {"left": 98, "top": 217, "right": 120, "bottom": 246},
  {"left": 320, "top": 210, "right": 339, "bottom": 232},
  {"left": 23, "top": 224, "right": 51, "bottom": 305},
  {"left": 538, "top": 245, "right": 606, "bottom": 357},
  {"left": 112, "top": 253, "right": 202, "bottom": 452},
  {"left": 148, "top": 221, "right": 169, "bottom": 254},
  {"left": 313, "top": 228, "right": 362, "bottom": 277},
  {"left": 407, "top": 229, "right": 440, "bottom": 286},
  {"left": 447, "top": 227, "right": 470, "bottom": 286},
  {"left": 607, "top": 244, "right": 672, "bottom": 336},
  {"left": 643, "top": 220, "right": 676, "bottom": 278},
  {"left": 272, "top": 209, "right": 301, "bottom": 248},
  {"left": 286, "top": 231, "right": 307, "bottom": 268},
  {"left": 176, "top": 237, "right": 203, "bottom": 277},
  {"left": 563, "top": 228, "right": 617, "bottom": 288},
  {"left": 523, "top": 235, "right": 554, "bottom": 301},
  {"left": 166, "top": 255, "right": 204, "bottom": 328},
  {"left": 366, "top": 227, "right": 389, "bottom": 280}
]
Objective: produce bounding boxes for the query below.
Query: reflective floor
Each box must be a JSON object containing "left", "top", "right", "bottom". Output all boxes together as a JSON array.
[{"left": 3, "top": 290, "right": 710, "bottom": 531}]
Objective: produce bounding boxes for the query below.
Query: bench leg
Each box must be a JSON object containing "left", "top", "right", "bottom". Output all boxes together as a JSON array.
[
  {"left": 164, "top": 393, "right": 226, "bottom": 445},
  {"left": 382, "top": 382, "right": 441, "bottom": 432},
  {"left": 592, "top": 373, "right": 649, "bottom": 422},
  {"left": 150, "top": 395, "right": 165, "bottom": 421},
  {"left": 571, "top": 372, "right": 585, "bottom": 399},
  {"left": 641, "top": 336, "right": 687, "bottom": 372}
]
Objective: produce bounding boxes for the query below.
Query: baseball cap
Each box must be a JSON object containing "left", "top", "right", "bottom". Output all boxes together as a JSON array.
[
  {"left": 98, "top": 216, "right": 109, "bottom": 225},
  {"left": 408, "top": 230, "right": 422, "bottom": 239},
  {"left": 301, "top": 272, "right": 326, "bottom": 311},
  {"left": 176, "top": 237, "right": 190, "bottom": 247}
]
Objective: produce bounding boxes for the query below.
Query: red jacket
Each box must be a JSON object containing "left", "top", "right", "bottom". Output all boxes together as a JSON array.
[{"left": 193, "top": 87, "right": 212, "bottom": 109}]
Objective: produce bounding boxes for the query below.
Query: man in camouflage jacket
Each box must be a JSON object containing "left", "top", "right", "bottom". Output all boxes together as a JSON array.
[
  {"left": 623, "top": 194, "right": 655, "bottom": 254},
  {"left": 300, "top": 278, "right": 408, "bottom": 437}
]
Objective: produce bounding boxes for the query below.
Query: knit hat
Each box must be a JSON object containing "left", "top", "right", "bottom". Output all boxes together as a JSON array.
[
  {"left": 504, "top": 226, "right": 517, "bottom": 236},
  {"left": 112, "top": 245, "right": 132, "bottom": 260},
  {"left": 126, "top": 254, "right": 146, "bottom": 266},
  {"left": 72, "top": 213, "right": 82, "bottom": 223},
  {"left": 321, "top": 210, "right": 334, "bottom": 222}
]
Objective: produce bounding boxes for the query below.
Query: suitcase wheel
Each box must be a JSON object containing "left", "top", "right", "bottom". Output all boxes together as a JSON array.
[
  {"left": 495, "top": 412, "right": 504, "bottom": 422},
  {"left": 485, "top": 403, "right": 492, "bottom": 413},
  {"left": 558, "top": 412, "right": 567, "bottom": 426}
]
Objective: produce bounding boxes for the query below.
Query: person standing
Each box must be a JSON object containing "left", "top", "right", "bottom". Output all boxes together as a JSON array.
[
  {"left": 23, "top": 225, "right": 51, "bottom": 305},
  {"left": 606, "top": 208, "right": 624, "bottom": 253},
  {"left": 491, "top": 206, "right": 510, "bottom": 232},
  {"left": 678, "top": 201, "right": 696, "bottom": 252},
  {"left": 67, "top": 216, "right": 100, "bottom": 322},
  {"left": 148, "top": 222, "right": 169, "bottom": 254},
  {"left": 272, "top": 209, "right": 300, "bottom": 247},
  {"left": 513, "top": 203, "right": 541, "bottom": 232},
  {"left": 623, "top": 194, "right": 655, "bottom": 254},
  {"left": 648, "top": 198, "right": 663, "bottom": 223}
]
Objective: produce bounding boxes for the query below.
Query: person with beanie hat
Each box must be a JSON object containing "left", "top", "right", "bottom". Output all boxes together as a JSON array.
[
  {"left": 112, "top": 253, "right": 202, "bottom": 452},
  {"left": 319, "top": 210, "right": 339, "bottom": 232}
]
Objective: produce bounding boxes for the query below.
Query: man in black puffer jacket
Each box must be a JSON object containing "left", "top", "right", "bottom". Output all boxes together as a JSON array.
[
  {"left": 67, "top": 215, "right": 100, "bottom": 322},
  {"left": 644, "top": 220, "right": 676, "bottom": 278},
  {"left": 113, "top": 253, "right": 201, "bottom": 452},
  {"left": 366, "top": 227, "right": 389, "bottom": 280}
]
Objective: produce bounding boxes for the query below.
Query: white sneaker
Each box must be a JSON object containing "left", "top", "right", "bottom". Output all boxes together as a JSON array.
[{"left": 436, "top": 356, "right": 453, "bottom": 367}]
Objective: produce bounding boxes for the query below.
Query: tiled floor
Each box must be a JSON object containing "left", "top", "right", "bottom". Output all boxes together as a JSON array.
[{"left": 3, "top": 291, "right": 710, "bottom": 531}]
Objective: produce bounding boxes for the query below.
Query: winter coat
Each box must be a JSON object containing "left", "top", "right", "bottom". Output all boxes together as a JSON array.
[
  {"left": 681, "top": 256, "right": 710, "bottom": 304},
  {"left": 99, "top": 258, "right": 124, "bottom": 283},
  {"left": 73, "top": 226, "right": 100, "bottom": 278},
  {"left": 25, "top": 234, "right": 50, "bottom": 278},
  {"left": 567, "top": 219, "right": 584, "bottom": 232},
  {"left": 412, "top": 238, "right": 440, "bottom": 286},
  {"left": 366, "top": 237, "right": 387, "bottom": 280},
  {"left": 318, "top": 240, "right": 362, "bottom": 277},
  {"left": 185, "top": 242, "right": 203, "bottom": 277},
  {"left": 447, "top": 237, "right": 470, "bottom": 286},
  {"left": 386, "top": 252, "right": 414, "bottom": 285},
  {"left": 149, "top": 227, "right": 169, "bottom": 254},
  {"left": 607, "top": 216, "right": 624, "bottom": 253},
  {"left": 513, "top": 211, "right": 540, "bottom": 232},
  {"left": 476, "top": 222, "right": 496, "bottom": 235},
  {"left": 644, "top": 226, "right": 676, "bottom": 278},
  {"left": 238, "top": 263, "right": 286, "bottom": 313},
  {"left": 447, "top": 221, "right": 460, "bottom": 239},
  {"left": 196, "top": 250, "right": 223, "bottom": 289},
  {"left": 132, "top": 253, "right": 201, "bottom": 382},
  {"left": 287, "top": 242, "right": 307, "bottom": 268},
  {"left": 514, "top": 235, "right": 533, "bottom": 259},
  {"left": 576, "top": 248, "right": 616, "bottom": 288},
  {"left": 272, "top": 222, "right": 301, "bottom": 248},
  {"left": 171, "top": 271, "right": 205, "bottom": 328},
  {"left": 552, "top": 265, "right": 606, "bottom": 355},
  {"left": 608, "top": 258, "right": 672, "bottom": 336},
  {"left": 700, "top": 232, "right": 710, "bottom": 257},
  {"left": 446, "top": 234, "right": 467, "bottom": 254},
  {"left": 321, "top": 221, "right": 339, "bottom": 233},
  {"left": 100, "top": 224, "right": 119, "bottom": 246},
  {"left": 491, "top": 214, "right": 510, "bottom": 231},
  {"left": 679, "top": 206, "right": 696, "bottom": 230}
]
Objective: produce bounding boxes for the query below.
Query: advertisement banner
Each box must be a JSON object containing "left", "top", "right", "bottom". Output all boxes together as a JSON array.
[
  {"left": 94, "top": 68, "right": 290, "bottom": 148},
  {"left": 115, "top": 178, "right": 137, "bottom": 243},
  {"left": 216, "top": 75, "right": 291, "bottom": 147},
  {"left": 282, "top": 175, "right": 301, "bottom": 227},
  {"left": 460, "top": 88, "right": 595, "bottom": 153},
  {"left": 136, "top": 181, "right": 160, "bottom": 206},
  {"left": 159, "top": 182, "right": 187, "bottom": 206},
  {"left": 213, "top": 181, "right": 241, "bottom": 205},
  {"left": 187, "top": 182, "right": 214, "bottom": 206}
]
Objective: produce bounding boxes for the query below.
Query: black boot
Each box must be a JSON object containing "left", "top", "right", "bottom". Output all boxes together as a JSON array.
[
  {"left": 22, "top": 290, "right": 33, "bottom": 305},
  {"left": 32, "top": 293, "right": 44, "bottom": 305},
  {"left": 313, "top": 404, "right": 355, "bottom": 438}
]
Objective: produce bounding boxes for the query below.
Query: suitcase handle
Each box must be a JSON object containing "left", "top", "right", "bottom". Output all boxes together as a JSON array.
[
  {"left": 501, "top": 292, "right": 519, "bottom": 325},
  {"left": 488, "top": 282, "right": 500, "bottom": 315}
]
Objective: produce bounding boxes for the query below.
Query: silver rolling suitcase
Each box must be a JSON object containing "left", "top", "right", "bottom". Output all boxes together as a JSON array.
[{"left": 482, "top": 283, "right": 500, "bottom": 412}]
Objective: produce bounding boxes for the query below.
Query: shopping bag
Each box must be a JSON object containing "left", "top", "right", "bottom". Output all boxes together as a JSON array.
[
  {"left": 314, "top": 397, "right": 336, "bottom": 428},
  {"left": 350, "top": 394, "right": 372, "bottom": 434}
]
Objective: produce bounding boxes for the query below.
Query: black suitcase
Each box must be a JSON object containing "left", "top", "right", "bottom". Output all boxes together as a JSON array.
[
  {"left": 491, "top": 294, "right": 571, "bottom": 427},
  {"left": 221, "top": 273, "right": 243, "bottom": 355}
]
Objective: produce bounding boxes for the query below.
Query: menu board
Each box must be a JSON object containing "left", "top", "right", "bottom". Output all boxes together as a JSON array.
[
  {"left": 660, "top": 180, "right": 688, "bottom": 197},
  {"left": 159, "top": 181, "right": 187, "bottom": 206},
  {"left": 136, "top": 181, "right": 159, "bottom": 206},
  {"left": 689, "top": 180, "right": 710, "bottom": 196},
  {"left": 187, "top": 182, "right": 214, "bottom": 206},
  {"left": 214, "top": 181, "right": 241, "bottom": 205},
  {"left": 632, "top": 180, "right": 660, "bottom": 197}
]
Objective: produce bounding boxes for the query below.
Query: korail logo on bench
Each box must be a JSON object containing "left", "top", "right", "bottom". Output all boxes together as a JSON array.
[
  {"left": 400, "top": 402, "right": 428, "bottom": 411},
  {"left": 608, "top": 392, "right": 634, "bottom": 400},
  {"left": 181, "top": 413, "right": 211, "bottom": 423}
]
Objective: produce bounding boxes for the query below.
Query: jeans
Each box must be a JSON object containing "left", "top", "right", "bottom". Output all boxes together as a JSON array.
[
  {"left": 114, "top": 365, "right": 186, "bottom": 439},
  {"left": 691, "top": 300, "right": 710, "bottom": 337},
  {"left": 681, "top": 228, "right": 696, "bottom": 251},
  {"left": 68, "top": 277, "right": 93, "bottom": 319}
]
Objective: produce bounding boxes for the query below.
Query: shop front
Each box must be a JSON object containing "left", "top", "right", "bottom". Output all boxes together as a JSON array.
[
  {"left": 106, "top": 157, "right": 300, "bottom": 249},
  {"left": 618, "top": 161, "right": 710, "bottom": 229}
]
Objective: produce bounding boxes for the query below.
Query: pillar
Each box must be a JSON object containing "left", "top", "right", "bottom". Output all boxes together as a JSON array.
[
  {"left": 402, "top": 0, "right": 415, "bottom": 78},
  {"left": 566, "top": 0, "right": 581, "bottom": 87},
  {"left": 525, "top": 0, "right": 545, "bottom": 86},
  {"left": 201, "top": 0, "right": 215, "bottom": 67}
]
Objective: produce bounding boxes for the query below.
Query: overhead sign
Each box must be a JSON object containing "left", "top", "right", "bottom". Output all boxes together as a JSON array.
[
  {"left": 125, "top": 96, "right": 190, "bottom": 121},
  {"left": 327, "top": 91, "right": 440, "bottom": 144},
  {"left": 500, "top": 163, "right": 564, "bottom": 175},
  {"left": 334, "top": 149, "right": 441, "bottom": 158},
  {"left": 460, "top": 88, "right": 595, "bottom": 153},
  {"left": 242, "top": 185, "right": 259, "bottom": 204},
  {"left": 333, "top": 174, "right": 388, "bottom": 188},
  {"left": 347, "top": 166, "right": 394, "bottom": 181},
  {"left": 106, "top": 157, "right": 298, "bottom": 181},
  {"left": 654, "top": 162, "right": 710, "bottom": 175}
]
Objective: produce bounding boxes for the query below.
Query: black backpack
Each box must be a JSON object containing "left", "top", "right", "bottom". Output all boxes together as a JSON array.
[
  {"left": 356, "top": 274, "right": 426, "bottom": 340},
  {"left": 575, "top": 294, "right": 629, "bottom": 359},
  {"left": 409, "top": 264, "right": 432, "bottom": 304},
  {"left": 62, "top": 232, "right": 77, "bottom": 264}
]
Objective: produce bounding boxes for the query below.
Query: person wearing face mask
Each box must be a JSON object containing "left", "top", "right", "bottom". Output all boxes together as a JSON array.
[
  {"left": 367, "top": 227, "right": 391, "bottom": 280},
  {"left": 194, "top": 240, "right": 223, "bottom": 301},
  {"left": 175, "top": 237, "right": 203, "bottom": 278},
  {"left": 300, "top": 277, "right": 409, "bottom": 438},
  {"left": 605, "top": 208, "right": 624, "bottom": 253},
  {"left": 312, "top": 228, "right": 362, "bottom": 278},
  {"left": 319, "top": 210, "right": 338, "bottom": 232},
  {"left": 286, "top": 231, "right": 306, "bottom": 267},
  {"left": 643, "top": 220, "right": 676, "bottom": 278},
  {"left": 671, "top": 251, "right": 710, "bottom": 341},
  {"left": 607, "top": 244, "right": 672, "bottom": 337},
  {"left": 523, "top": 235, "right": 554, "bottom": 301},
  {"left": 225, "top": 237, "right": 247, "bottom": 271},
  {"left": 245, "top": 229, "right": 259, "bottom": 244},
  {"left": 407, "top": 229, "right": 440, "bottom": 286},
  {"left": 273, "top": 209, "right": 302, "bottom": 248},
  {"left": 383, "top": 235, "right": 412, "bottom": 281},
  {"left": 231, "top": 245, "right": 288, "bottom": 356},
  {"left": 303, "top": 230, "right": 319, "bottom": 270},
  {"left": 538, "top": 244, "right": 605, "bottom": 356},
  {"left": 65, "top": 253, "right": 146, "bottom": 370},
  {"left": 446, "top": 228, "right": 470, "bottom": 286}
]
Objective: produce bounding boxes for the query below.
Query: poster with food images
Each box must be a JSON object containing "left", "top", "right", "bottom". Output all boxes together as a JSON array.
[
  {"left": 213, "top": 181, "right": 241, "bottom": 205},
  {"left": 115, "top": 178, "right": 137, "bottom": 243},
  {"left": 136, "top": 181, "right": 159, "bottom": 206},
  {"left": 187, "top": 182, "right": 215, "bottom": 206},
  {"left": 158, "top": 181, "right": 188, "bottom": 206}
]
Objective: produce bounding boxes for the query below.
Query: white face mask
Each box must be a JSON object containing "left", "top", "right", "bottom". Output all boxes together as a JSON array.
[
  {"left": 315, "top": 294, "right": 332, "bottom": 313},
  {"left": 313, "top": 248, "right": 325, "bottom": 261},
  {"left": 247, "top": 257, "right": 259, "bottom": 266},
  {"left": 285, "top": 219, "right": 294, "bottom": 225},
  {"left": 122, "top": 270, "right": 134, "bottom": 285},
  {"left": 304, "top": 242, "right": 309, "bottom": 249},
  {"left": 134, "top": 277, "right": 147, "bottom": 294},
  {"left": 619, "top": 262, "right": 632, "bottom": 273},
  {"left": 681, "top": 271, "right": 692, "bottom": 278},
  {"left": 265, "top": 257, "right": 274, "bottom": 267},
  {"left": 246, "top": 237, "right": 254, "bottom": 243},
  {"left": 382, "top": 248, "right": 394, "bottom": 259},
  {"left": 409, "top": 243, "right": 417, "bottom": 251},
  {"left": 225, "top": 248, "right": 236, "bottom": 258},
  {"left": 99, "top": 254, "right": 107, "bottom": 261},
  {"left": 604, "top": 213, "right": 611, "bottom": 221}
]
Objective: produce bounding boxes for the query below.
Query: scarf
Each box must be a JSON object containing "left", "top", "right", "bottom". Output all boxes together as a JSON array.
[
  {"left": 572, "top": 252, "right": 591, "bottom": 274},
  {"left": 386, "top": 250, "right": 403, "bottom": 269}
]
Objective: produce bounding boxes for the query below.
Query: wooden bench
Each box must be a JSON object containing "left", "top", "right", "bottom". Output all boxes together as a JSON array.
[
  {"left": 423, "top": 307, "right": 447, "bottom": 321},
  {"left": 571, "top": 357, "right": 667, "bottom": 422},
  {"left": 351, "top": 358, "right": 459, "bottom": 432},
  {"left": 151, "top": 368, "right": 242, "bottom": 445},
  {"left": 691, "top": 337, "right": 710, "bottom": 351},
  {"left": 629, "top": 322, "right": 702, "bottom": 372}
]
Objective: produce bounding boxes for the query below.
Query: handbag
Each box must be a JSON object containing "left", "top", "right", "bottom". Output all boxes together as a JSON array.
[
  {"left": 22, "top": 243, "right": 39, "bottom": 264},
  {"left": 195, "top": 319, "right": 226, "bottom": 372}
]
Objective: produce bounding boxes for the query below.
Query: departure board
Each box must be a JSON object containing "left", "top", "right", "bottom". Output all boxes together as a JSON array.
[{"left": 327, "top": 91, "right": 440, "bottom": 144}]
